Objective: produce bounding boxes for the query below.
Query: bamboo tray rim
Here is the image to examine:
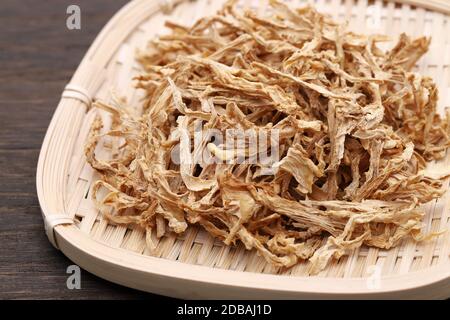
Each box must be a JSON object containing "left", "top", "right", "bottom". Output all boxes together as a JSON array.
[
  {"left": 56, "top": 225, "right": 450, "bottom": 296},
  {"left": 37, "top": 0, "right": 450, "bottom": 299}
]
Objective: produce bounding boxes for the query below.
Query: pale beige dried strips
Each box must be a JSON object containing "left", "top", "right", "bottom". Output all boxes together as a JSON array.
[{"left": 86, "top": 0, "right": 450, "bottom": 274}]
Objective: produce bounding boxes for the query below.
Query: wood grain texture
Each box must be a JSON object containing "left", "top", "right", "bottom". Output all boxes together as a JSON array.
[{"left": 0, "top": 0, "right": 165, "bottom": 300}]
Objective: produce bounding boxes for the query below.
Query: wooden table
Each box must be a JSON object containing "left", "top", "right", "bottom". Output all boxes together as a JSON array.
[{"left": 0, "top": 0, "right": 166, "bottom": 299}]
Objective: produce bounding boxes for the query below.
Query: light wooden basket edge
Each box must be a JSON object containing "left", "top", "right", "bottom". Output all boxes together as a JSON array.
[
  {"left": 397, "top": 0, "right": 450, "bottom": 14},
  {"left": 54, "top": 224, "right": 450, "bottom": 299}
]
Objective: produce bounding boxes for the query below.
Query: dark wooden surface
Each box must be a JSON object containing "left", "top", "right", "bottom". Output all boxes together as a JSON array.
[{"left": 0, "top": 0, "right": 168, "bottom": 300}]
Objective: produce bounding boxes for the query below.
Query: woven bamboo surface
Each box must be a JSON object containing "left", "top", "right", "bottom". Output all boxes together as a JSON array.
[{"left": 37, "top": 0, "right": 450, "bottom": 298}]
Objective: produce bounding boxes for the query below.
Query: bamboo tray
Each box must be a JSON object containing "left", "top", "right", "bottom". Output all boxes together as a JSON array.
[{"left": 37, "top": 0, "right": 450, "bottom": 299}]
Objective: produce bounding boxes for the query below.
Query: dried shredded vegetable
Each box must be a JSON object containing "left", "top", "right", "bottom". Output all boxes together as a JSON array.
[{"left": 85, "top": 0, "right": 450, "bottom": 274}]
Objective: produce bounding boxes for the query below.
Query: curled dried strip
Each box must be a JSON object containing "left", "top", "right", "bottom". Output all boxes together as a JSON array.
[{"left": 86, "top": 0, "right": 450, "bottom": 274}]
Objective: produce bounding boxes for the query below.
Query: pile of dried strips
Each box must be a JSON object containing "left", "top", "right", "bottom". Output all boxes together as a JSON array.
[{"left": 86, "top": 0, "right": 450, "bottom": 274}]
